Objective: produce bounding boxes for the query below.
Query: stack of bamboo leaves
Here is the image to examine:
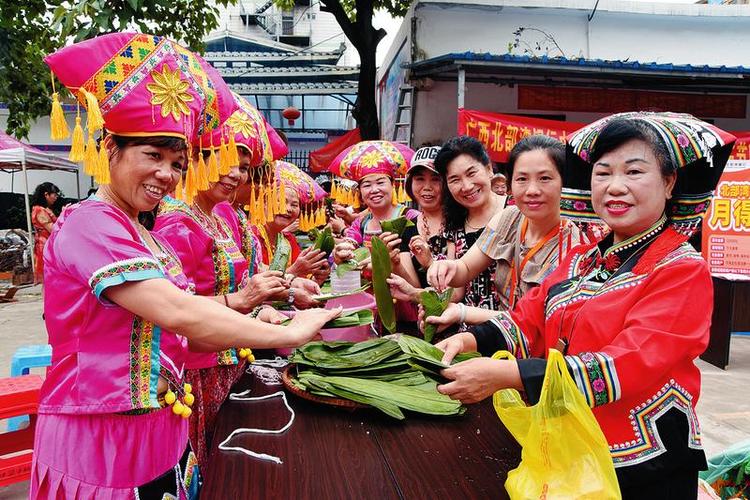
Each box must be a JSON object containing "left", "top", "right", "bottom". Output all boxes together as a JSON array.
[{"left": 287, "top": 336, "right": 480, "bottom": 419}]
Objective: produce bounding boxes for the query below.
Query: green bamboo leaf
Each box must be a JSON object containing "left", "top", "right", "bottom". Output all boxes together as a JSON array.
[
  {"left": 380, "top": 216, "right": 415, "bottom": 237},
  {"left": 371, "top": 236, "right": 396, "bottom": 333},
  {"left": 268, "top": 233, "right": 291, "bottom": 271},
  {"left": 418, "top": 288, "right": 454, "bottom": 343},
  {"left": 313, "top": 226, "right": 335, "bottom": 257}
]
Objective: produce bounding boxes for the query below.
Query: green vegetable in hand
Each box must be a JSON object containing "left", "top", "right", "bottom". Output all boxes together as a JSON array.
[
  {"left": 335, "top": 246, "right": 370, "bottom": 277},
  {"left": 313, "top": 226, "right": 335, "bottom": 257},
  {"left": 419, "top": 288, "right": 454, "bottom": 343},
  {"left": 269, "top": 233, "right": 291, "bottom": 271},
  {"left": 380, "top": 216, "right": 414, "bottom": 237},
  {"left": 370, "top": 236, "right": 396, "bottom": 333}
]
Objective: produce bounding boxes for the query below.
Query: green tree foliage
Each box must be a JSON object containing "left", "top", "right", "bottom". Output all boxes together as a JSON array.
[
  {"left": 0, "top": 0, "right": 232, "bottom": 139},
  {"left": 275, "top": 0, "right": 412, "bottom": 140},
  {"left": 0, "top": 1, "right": 60, "bottom": 139}
]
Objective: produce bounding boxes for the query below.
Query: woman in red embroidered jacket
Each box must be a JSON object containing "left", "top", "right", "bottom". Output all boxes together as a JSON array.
[{"left": 426, "top": 113, "right": 736, "bottom": 498}]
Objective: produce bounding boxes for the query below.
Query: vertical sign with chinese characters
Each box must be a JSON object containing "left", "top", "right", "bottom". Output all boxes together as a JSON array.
[{"left": 702, "top": 159, "right": 750, "bottom": 279}]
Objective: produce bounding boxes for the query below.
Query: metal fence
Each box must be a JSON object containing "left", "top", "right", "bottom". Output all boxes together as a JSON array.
[{"left": 285, "top": 149, "right": 312, "bottom": 175}]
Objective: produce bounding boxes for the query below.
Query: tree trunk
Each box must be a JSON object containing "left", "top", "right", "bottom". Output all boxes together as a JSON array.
[
  {"left": 318, "top": 0, "right": 384, "bottom": 140},
  {"left": 353, "top": 45, "right": 380, "bottom": 140}
]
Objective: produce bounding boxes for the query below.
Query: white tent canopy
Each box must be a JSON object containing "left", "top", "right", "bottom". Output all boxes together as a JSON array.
[{"left": 0, "top": 135, "right": 80, "bottom": 272}]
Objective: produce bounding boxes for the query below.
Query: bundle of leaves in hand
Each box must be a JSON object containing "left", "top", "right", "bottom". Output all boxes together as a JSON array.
[
  {"left": 288, "top": 336, "right": 480, "bottom": 419},
  {"left": 313, "top": 226, "right": 335, "bottom": 257},
  {"left": 380, "top": 216, "right": 414, "bottom": 237},
  {"left": 419, "top": 288, "right": 454, "bottom": 343},
  {"left": 370, "top": 236, "right": 396, "bottom": 333},
  {"left": 335, "top": 246, "right": 370, "bottom": 277},
  {"left": 268, "top": 234, "right": 291, "bottom": 271}
]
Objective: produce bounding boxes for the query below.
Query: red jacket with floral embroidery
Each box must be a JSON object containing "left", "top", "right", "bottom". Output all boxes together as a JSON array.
[{"left": 489, "top": 234, "right": 710, "bottom": 468}]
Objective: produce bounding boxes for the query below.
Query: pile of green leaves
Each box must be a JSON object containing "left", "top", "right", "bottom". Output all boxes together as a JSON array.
[
  {"left": 288, "top": 336, "right": 480, "bottom": 419},
  {"left": 419, "top": 288, "right": 454, "bottom": 343},
  {"left": 380, "top": 216, "right": 414, "bottom": 237}
]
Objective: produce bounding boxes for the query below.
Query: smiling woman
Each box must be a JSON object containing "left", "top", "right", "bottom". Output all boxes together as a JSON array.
[
  {"left": 428, "top": 112, "right": 737, "bottom": 498},
  {"left": 426, "top": 135, "right": 582, "bottom": 328},
  {"left": 35, "top": 31, "right": 341, "bottom": 500},
  {"left": 432, "top": 136, "right": 507, "bottom": 311}
]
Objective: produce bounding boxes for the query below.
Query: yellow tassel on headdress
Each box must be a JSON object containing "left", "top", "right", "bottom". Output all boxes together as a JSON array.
[
  {"left": 50, "top": 93, "right": 69, "bottom": 140},
  {"left": 316, "top": 205, "right": 324, "bottom": 227},
  {"left": 228, "top": 132, "right": 239, "bottom": 167},
  {"left": 353, "top": 189, "right": 361, "bottom": 209},
  {"left": 79, "top": 89, "right": 104, "bottom": 132},
  {"left": 197, "top": 152, "right": 210, "bottom": 191},
  {"left": 174, "top": 170, "right": 184, "bottom": 202},
  {"left": 391, "top": 187, "right": 398, "bottom": 206},
  {"left": 249, "top": 180, "right": 257, "bottom": 225},
  {"left": 97, "top": 141, "right": 110, "bottom": 185},
  {"left": 69, "top": 114, "right": 85, "bottom": 162},
  {"left": 218, "top": 137, "right": 230, "bottom": 176},
  {"left": 280, "top": 183, "right": 288, "bottom": 213},
  {"left": 184, "top": 163, "right": 196, "bottom": 205},
  {"left": 84, "top": 132, "right": 98, "bottom": 177},
  {"left": 201, "top": 148, "right": 215, "bottom": 184},
  {"left": 305, "top": 209, "right": 313, "bottom": 232},
  {"left": 330, "top": 180, "right": 338, "bottom": 201}
]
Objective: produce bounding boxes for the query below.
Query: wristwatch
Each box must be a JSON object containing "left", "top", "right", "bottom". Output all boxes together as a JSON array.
[{"left": 287, "top": 287, "right": 296, "bottom": 304}]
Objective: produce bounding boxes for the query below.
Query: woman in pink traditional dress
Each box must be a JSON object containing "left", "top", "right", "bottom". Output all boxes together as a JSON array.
[
  {"left": 34, "top": 32, "right": 339, "bottom": 500},
  {"left": 154, "top": 128, "right": 291, "bottom": 470},
  {"left": 30, "top": 182, "right": 60, "bottom": 284}
]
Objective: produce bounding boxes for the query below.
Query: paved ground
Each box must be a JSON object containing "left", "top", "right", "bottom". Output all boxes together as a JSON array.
[{"left": 1, "top": 285, "right": 748, "bottom": 498}]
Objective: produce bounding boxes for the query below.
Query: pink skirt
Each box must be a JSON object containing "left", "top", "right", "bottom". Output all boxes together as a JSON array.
[{"left": 30, "top": 407, "right": 195, "bottom": 500}]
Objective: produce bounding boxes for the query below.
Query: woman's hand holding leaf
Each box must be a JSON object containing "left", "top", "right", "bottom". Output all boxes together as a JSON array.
[
  {"left": 438, "top": 357, "right": 521, "bottom": 404},
  {"left": 434, "top": 331, "right": 478, "bottom": 364},
  {"left": 387, "top": 273, "right": 420, "bottom": 303},
  {"left": 427, "top": 259, "right": 458, "bottom": 292}
]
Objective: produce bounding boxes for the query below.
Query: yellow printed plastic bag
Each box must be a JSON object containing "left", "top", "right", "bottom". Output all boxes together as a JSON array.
[{"left": 492, "top": 349, "right": 621, "bottom": 499}]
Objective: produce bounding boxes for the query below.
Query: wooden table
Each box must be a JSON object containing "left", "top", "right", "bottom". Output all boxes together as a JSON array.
[{"left": 203, "top": 364, "right": 521, "bottom": 499}]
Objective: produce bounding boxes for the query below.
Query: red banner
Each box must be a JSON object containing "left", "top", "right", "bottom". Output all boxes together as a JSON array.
[
  {"left": 309, "top": 128, "right": 361, "bottom": 173},
  {"left": 518, "top": 85, "right": 747, "bottom": 119},
  {"left": 457, "top": 109, "right": 584, "bottom": 162}
]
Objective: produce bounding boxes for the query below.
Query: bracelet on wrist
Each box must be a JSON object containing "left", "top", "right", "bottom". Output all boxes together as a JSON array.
[
  {"left": 458, "top": 302, "right": 467, "bottom": 324},
  {"left": 223, "top": 294, "right": 230, "bottom": 308},
  {"left": 249, "top": 306, "right": 264, "bottom": 319},
  {"left": 287, "top": 287, "right": 296, "bottom": 304}
]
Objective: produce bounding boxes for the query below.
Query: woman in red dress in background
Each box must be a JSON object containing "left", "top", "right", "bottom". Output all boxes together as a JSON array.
[{"left": 31, "top": 182, "right": 60, "bottom": 284}]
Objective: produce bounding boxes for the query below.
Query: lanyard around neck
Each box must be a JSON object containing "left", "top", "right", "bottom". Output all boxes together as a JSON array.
[{"left": 507, "top": 218, "right": 560, "bottom": 308}]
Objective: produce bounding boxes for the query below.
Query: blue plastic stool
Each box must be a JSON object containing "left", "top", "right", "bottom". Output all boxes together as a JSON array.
[{"left": 7, "top": 344, "right": 51, "bottom": 431}]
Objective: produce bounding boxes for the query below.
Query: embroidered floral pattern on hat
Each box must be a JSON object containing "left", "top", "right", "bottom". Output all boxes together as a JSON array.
[
  {"left": 226, "top": 112, "right": 259, "bottom": 140},
  {"left": 147, "top": 64, "right": 195, "bottom": 121}
]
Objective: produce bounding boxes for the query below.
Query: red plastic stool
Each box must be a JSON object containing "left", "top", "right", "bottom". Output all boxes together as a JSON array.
[{"left": 0, "top": 375, "right": 43, "bottom": 487}]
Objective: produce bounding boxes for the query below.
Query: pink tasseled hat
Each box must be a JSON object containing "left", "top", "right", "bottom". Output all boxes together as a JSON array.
[{"left": 45, "top": 32, "right": 231, "bottom": 186}]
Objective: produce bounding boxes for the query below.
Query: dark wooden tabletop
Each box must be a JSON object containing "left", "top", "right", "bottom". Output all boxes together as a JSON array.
[{"left": 202, "top": 364, "right": 521, "bottom": 499}]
